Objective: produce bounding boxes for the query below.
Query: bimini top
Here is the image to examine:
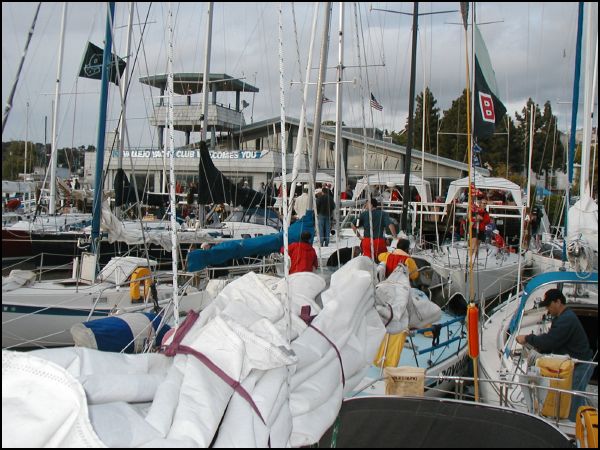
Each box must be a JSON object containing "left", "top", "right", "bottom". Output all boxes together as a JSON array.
[
  {"left": 2, "top": 180, "right": 37, "bottom": 193},
  {"left": 353, "top": 173, "right": 431, "bottom": 203},
  {"left": 273, "top": 172, "right": 334, "bottom": 185},
  {"left": 139, "top": 73, "right": 259, "bottom": 95},
  {"left": 445, "top": 173, "right": 522, "bottom": 205}
]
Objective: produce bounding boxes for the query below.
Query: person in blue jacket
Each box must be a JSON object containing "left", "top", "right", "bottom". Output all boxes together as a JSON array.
[{"left": 516, "top": 288, "right": 593, "bottom": 421}]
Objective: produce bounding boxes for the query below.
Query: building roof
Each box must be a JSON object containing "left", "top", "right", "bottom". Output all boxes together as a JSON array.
[
  {"left": 139, "top": 73, "right": 259, "bottom": 94},
  {"left": 236, "top": 116, "right": 490, "bottom": 177}
]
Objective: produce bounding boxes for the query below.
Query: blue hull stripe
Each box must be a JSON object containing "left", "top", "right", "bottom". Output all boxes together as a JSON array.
[{"left": 3, "top": 304, "right": 110, "bottom": 317}]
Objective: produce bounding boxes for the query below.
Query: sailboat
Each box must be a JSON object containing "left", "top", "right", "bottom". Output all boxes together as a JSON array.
[
  {"left": 418, "top": 173, "right": 524, "bottom": 308},
  {"left": 1, "top": 3, "right": 210, "bottom": 350},
  {"left": 478, "top": 3, "right": 598, "bottom": 439}
]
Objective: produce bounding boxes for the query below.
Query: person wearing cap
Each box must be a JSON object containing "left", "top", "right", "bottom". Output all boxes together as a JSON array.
[
  {"left": 293, "top": 184, "right": 310, "bottom": 219},
  {"left": 516, "top": 288, "right": 593, "bottom": 421},
  {"left": 351, "top": 197, "right": 397, "bottom": 259},
  {"left": 491, "top": 228, "right": 506, "bottom": 250}
]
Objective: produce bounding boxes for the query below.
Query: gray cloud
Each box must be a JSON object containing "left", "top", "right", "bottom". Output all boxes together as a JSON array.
[{"left": 3, "top": 2, "right": 596, "bottom": 149}]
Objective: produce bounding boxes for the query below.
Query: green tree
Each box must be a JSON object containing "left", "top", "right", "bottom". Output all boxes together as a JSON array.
[
  {"left": 1, "top": 141, "right": 37, "bottom": 180},
  {"left": 438, "top": 89, "right": 469, "bottom": 162},
  {"left": 409, "top": 87, "right": 440, "bottom": 154}
]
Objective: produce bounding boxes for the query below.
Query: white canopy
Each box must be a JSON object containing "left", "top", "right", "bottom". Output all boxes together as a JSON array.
[
  {"left": 445, "top": 173, "right": 523, "bottom": 206},
  {"left": 567, "top": 191, "right": 598, "bottom": 252},
  {"left": 2, "top": 180, "right": 37, "bottom": 194},
  {"left": 273, "top": 172, "right": 334, "bottom": 186},
  {"left": 352, "top": 173, "right": 431, "bottom": 203}
]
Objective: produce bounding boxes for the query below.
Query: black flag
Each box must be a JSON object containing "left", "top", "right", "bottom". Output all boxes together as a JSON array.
[
  {"left": 473, "top": 24, "right": 506, "bottom": 140},
  {"left": 78, "top": 42, "right": 126, "bottom": 86}
]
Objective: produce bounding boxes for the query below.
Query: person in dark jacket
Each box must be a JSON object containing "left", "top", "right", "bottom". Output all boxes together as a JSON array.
[
  {"left": 316, "top": 186, "right": 335, "bottom": 246},
  {"left": 283, "top": 231, "right": 318, "bottom": 274},
  {"left": 351, "top": 197, "right": 397, "bottom": 259},
  {"left": 516, "top": 289, "right": 593, "bottom": 421}
]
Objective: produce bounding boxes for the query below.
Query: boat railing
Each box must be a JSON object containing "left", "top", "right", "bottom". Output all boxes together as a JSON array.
[
  {"left": 427, "top": 372, "right": 597, "bottom": 428},
  {"left": 355, "top": 372, "right": 597, "bottom": 427},
  {"left": 402, "top": 316, "right": 466, "bottom": 367},
  {"left": 410, "top": 316, "right": 466, "bottom": 356}
]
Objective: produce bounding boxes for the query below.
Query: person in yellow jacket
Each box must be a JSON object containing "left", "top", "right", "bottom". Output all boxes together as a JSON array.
[{"left": 378, "top": 238, "right": 419, "bottom": 283}]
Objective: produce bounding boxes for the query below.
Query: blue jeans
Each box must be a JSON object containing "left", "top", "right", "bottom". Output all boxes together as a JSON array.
[
  {"left": 318, "top": 214, "right": 331, "bottom": 246},
  {"left": 569, "top": 362, "right": 594, "bottom": 421}
]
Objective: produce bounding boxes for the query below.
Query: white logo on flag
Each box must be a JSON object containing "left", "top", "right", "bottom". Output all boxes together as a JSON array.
[{"left": 479, "top": 92, "right": 495, "bottom": 123}]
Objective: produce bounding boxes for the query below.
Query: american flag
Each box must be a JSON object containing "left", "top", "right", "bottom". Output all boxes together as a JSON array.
[{"left": 370, "top": 93, "right": 383, "bottom": 111}]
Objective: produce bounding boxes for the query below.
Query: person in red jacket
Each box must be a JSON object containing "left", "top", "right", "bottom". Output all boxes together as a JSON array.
[
  {"left": 469, "top": 199, "right": 491, "bottom": 266},
  {"left": 283, "top": 231, "right": 318, "bottom": 274}
]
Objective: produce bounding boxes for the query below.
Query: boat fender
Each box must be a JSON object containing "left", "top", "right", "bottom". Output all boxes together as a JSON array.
[
  {"left": 467, "top": 303, "right": 479, "bottom": 358},
  {"left": 130, "top": 267, "right": 153, "bottom": 303},
  {"left": 576, "top": 406, "right": 598, "bottom": 448}
]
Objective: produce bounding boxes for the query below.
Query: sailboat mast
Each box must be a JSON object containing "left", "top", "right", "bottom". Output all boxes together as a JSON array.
[
  {"left": 167, "top": 4, "right": 179, "bottom": 325},
  {"left": 580, "top": 2, "right": 597, "bottom": 199},
  {"left": 307, "top": 2, "right": 332, "bottom": 211},
  {"left": 334, "top": 2, "right": 345, "bottom": 239},
  {"left": 49, "top": 3, "right": 68, "bottom": 215},
  {"left": 564, "top": 2, "right": 584, "bottom": 263},
  {"left": 290, "top": 3, "right": 319, "bottom": 207},
  {"left": 201, "top": 2, "right": 213, "bottom": 145},
  {"left": 401, "top": 2, "right": 418, "bottom": 233},
  {"left": 116, "top": 2, "right": 134, "bottom": 218},
  {"left": 91, "top": 2, "right": 116, "bottom": 256}
]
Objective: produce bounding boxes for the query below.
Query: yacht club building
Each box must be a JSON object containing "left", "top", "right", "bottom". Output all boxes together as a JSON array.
[{"left": 85, "top": 72, "right": 487, "bottom": 197}]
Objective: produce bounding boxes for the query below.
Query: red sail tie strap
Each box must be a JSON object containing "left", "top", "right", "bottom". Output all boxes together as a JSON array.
[
  {"left": 161, "top": 310, "right": 266, "bottom": 427},
  {"left": 384, "top": 303, "right": 393, "bottom": 327},
  {"left": 308, "top": 323, "right": 346, "bottom": 387}
]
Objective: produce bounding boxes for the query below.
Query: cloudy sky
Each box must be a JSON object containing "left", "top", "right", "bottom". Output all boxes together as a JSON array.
[{"left": 2, "top": 2, "right": 597, "bottom": 150}]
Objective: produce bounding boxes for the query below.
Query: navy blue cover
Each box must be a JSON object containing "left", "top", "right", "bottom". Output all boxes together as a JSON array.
[
  {"left": 82, "top": 312, "right": 170, "bottom": 353},
  {"left": 187, "top": 210, "right": 315, "bottom": 272}
]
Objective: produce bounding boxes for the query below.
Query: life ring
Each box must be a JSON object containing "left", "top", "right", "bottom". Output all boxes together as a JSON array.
[
  {"left": 466, "top": 303, "right": 479, "bottom": 358},
  {"left": 130, "top": 267, "right": 153, "bottom": 303}
]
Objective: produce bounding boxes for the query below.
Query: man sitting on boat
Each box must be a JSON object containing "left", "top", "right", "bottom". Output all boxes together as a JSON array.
[
  {"left": 351, "top": 197, "right": 398, "bottom": 259},
  {"left": 515, "top": 289, "right": 593, "bottom": 421},
  {"left": 378, "top": 238, "right": 419, "bottom": 284}
]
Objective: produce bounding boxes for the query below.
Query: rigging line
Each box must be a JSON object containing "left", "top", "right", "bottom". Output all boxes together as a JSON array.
[
  {"left": 107, "top": 4, "right": 158, "bottom": 270},
  {"left": 353, "top": 2, "right": 377, "bottom": 281},
  {"left": 231, "top": 4, "right": 269, "bottom": 75},
  {"left": 536, "top": 114, "right": 554, "bottom": 175},
  {"left": 102, "top": 2, "right": 153, "bottom": 174},
  {"left": 2, "top": 2, "right": 41, "bottom": 133}
]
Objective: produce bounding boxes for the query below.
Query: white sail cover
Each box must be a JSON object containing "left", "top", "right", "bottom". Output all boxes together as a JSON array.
[
  {"left": 2, "top": 257, "right": 386, "bottom": 447},
  {"left": 2, "top": 350, "right": 105, "bottom": 448},
  {"left": 567, "top": 191, "right": 598, "bottom": 253},
  {"left": 100, "top": 201, "right": 219, "bottom": 250}
]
